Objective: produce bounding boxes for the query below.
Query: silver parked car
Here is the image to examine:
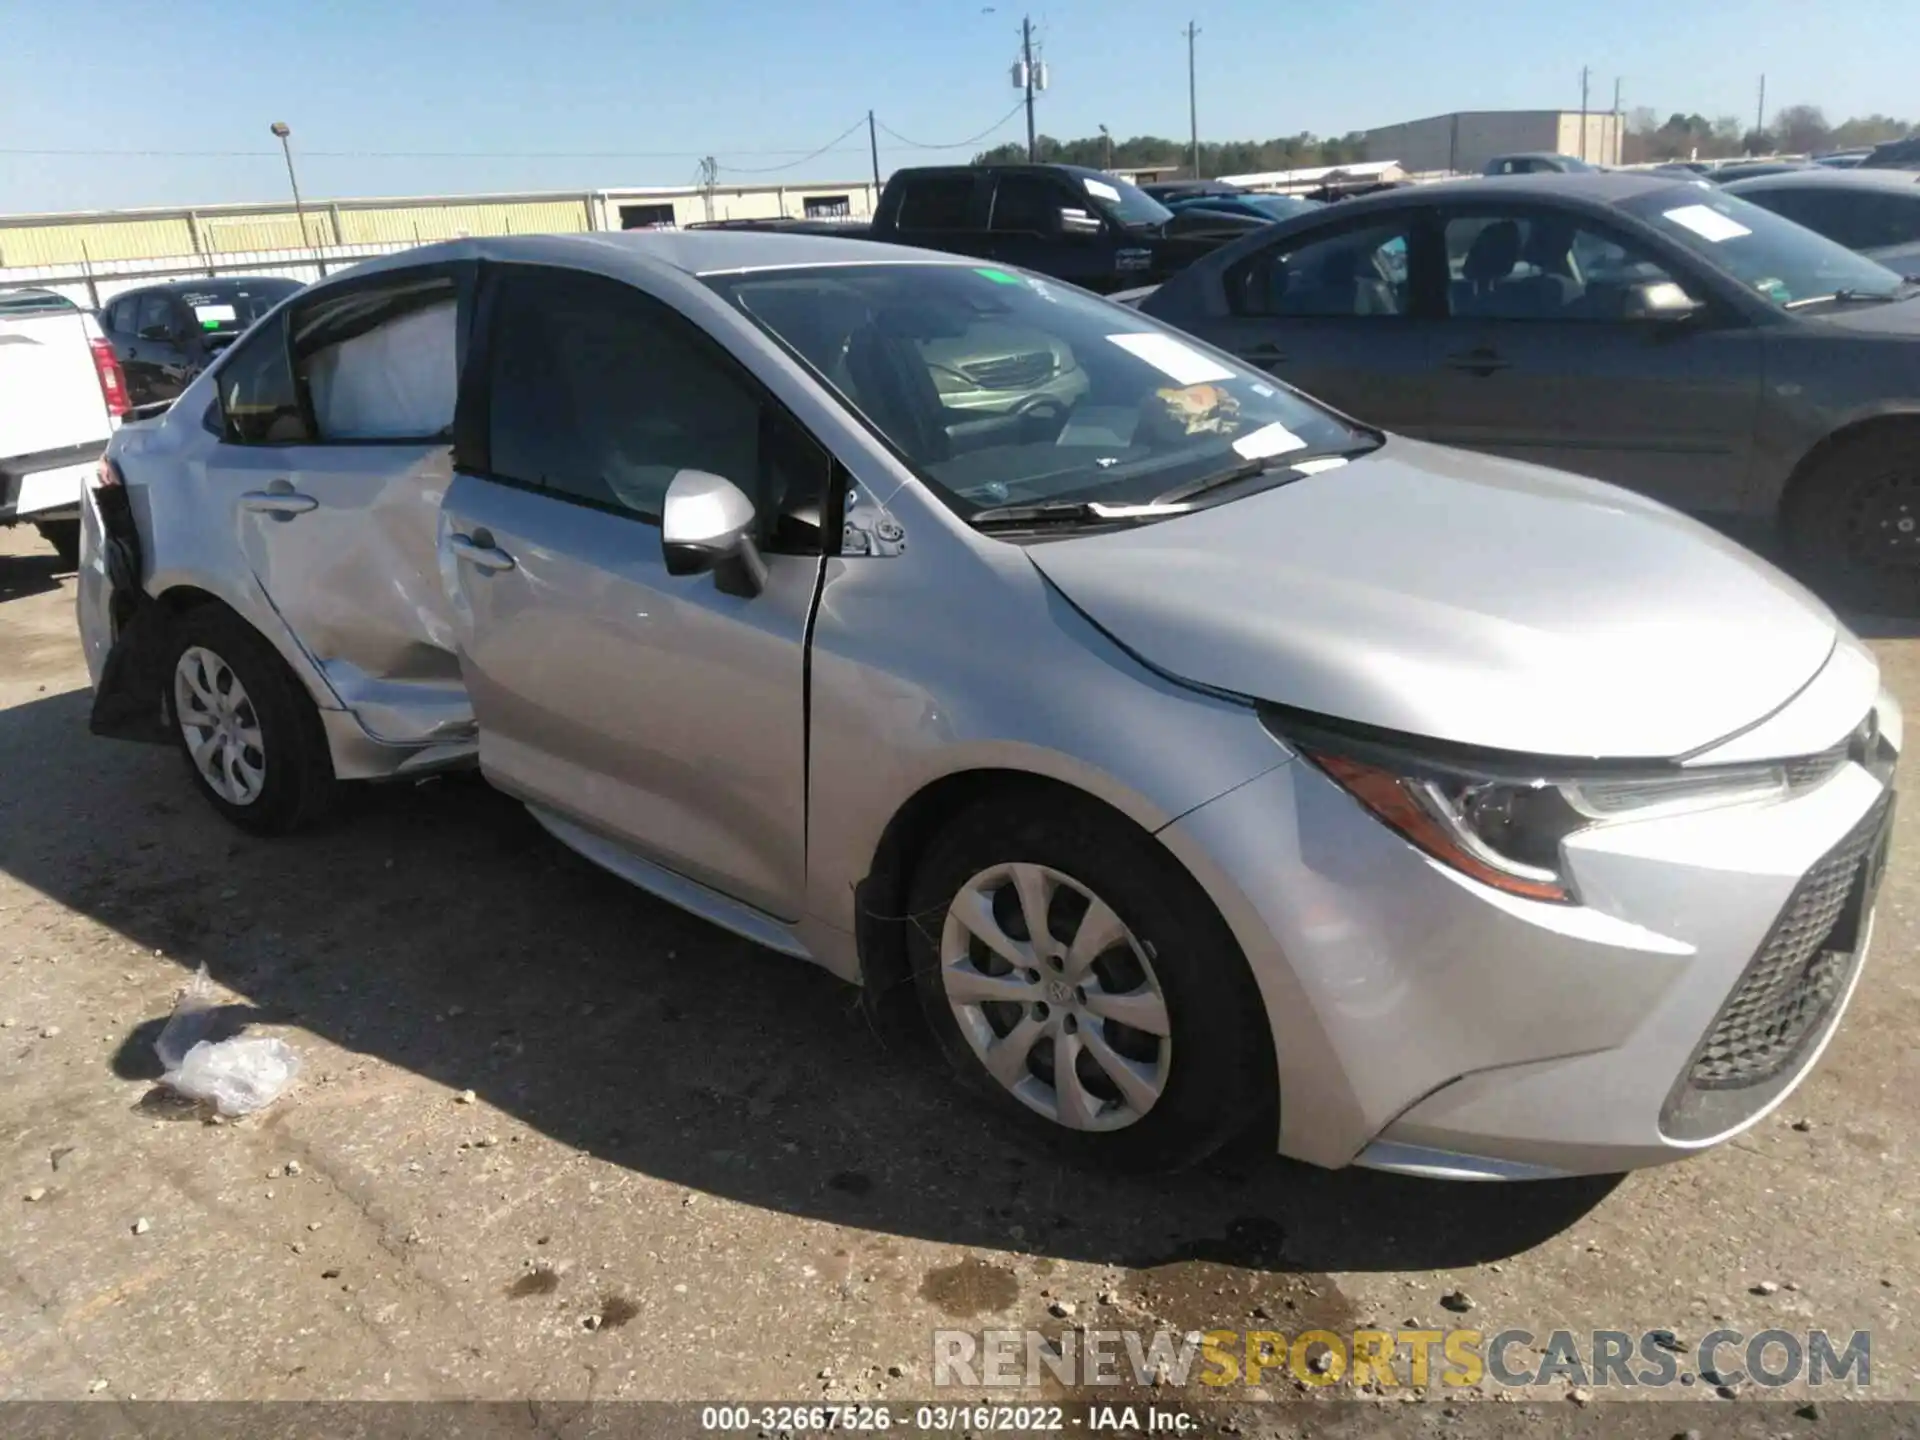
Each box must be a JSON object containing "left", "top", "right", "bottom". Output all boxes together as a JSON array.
[{"left": 80, "top": 232, "right": 1900, "bottom": 1178}]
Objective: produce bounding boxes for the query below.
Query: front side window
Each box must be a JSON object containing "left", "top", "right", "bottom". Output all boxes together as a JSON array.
[
  {"left": 291, "top": 273, "right": 461, "bottom": 441},
  {"left": 213, "top": 310, "right": 312, "bottom": 445},
  {"left": 136, "top": 293, "right": 179, "bottom": 340},
  {"left": 484, "top": 267, "right": 825, "bottom": 534},
  {"left": 1619, "top": 185, "right": 1906, "bottom": 307},
  {"left": 1233, "top": 220, "right": 1414, "bottom": 318},
  {"left": 1444, "top": 212, "right": 1687, "bottom": 320},
  {"left": 991, "top": 174, "right": 1066, "bottom": 234},
  {"left": 711, "top": 263, "right": 1374, "bottom": 521}
]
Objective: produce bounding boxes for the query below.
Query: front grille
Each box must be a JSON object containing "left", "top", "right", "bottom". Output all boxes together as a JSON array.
[
  {"left": 1660, "top": 790, "right": 1894, "bottom": 1141},
  {"left": 1784, "top": 740, "right": 1849, "bottom": 790},
  {"left": 961, "top": 351, "right": 1056, "bottom": 389},
  {"left": 1689, "top": 792, "right": 1890, "bottom": 1090}
]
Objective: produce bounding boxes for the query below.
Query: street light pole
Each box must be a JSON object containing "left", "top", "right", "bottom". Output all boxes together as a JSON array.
[
  {"left": 269, "top": 122, "right": 318, "bottom": 272},
  {"left": 1184, "top": 21, "right": 1201, "bottom": 178},
  {"left": 1021, "top": 16, "right": 1037, "bottom": 162},
  {"left": 1099, "top": 123, "right": 1112, "bottom": 171}
]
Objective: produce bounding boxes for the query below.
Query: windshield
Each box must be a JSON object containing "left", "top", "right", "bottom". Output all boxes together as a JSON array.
[
  {"left": 1619, "top": 185, "right": 1905, "bottom": 306},
  {"left": 178, "top": 280, "right": 302, "bottom": 333},
  {"left": 710, "top": 263, "right": 1371, "bottom": 521},
  {"left": 1078, "top": 172, "right": 1175, "bottom": 228},
  {"left": 0, "top": 288, "right": 76, "bottom": 317}
]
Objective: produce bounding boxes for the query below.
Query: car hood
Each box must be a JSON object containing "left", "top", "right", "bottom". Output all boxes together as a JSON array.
[{"left": 1026, "top": 438, "right": 1841, "bottom": 759}]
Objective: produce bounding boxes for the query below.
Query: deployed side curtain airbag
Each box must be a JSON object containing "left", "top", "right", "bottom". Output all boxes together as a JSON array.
[{"left": 306, "top": 298, "right": 458, "bottom": 441}]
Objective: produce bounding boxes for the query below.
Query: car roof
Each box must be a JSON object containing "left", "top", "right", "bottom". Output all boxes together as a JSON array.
[
  {"left": 1326, "top": 170, "right": 1701, "bottom": 215},
  {"left": 118, "top": 275, "right": 304, "bottom": 298},
  {"left": 325, "top": 229, "right": 984, "bottom": 288},
  {"left": 1722, "top": 167, "right": 1920, "bottom": 193}
]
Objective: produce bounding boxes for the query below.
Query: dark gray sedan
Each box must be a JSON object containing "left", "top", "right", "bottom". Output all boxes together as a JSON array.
[
  {"left": 1722, "top": 168, "right": 1920, "bottom": 275},
  {"left": 1136, "top": 172, "right": 1920, "bottom": 608}
]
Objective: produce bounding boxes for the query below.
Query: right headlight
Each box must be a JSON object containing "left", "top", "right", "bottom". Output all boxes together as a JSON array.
[{"left": 1272, "top": 714, "right": 1818, "bottom": 904}]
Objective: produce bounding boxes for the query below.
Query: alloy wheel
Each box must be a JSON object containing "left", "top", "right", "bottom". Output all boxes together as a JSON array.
[
  {"left": 1845, "top": 472, "right": 1920, "bottom": 569},
  {"left": 938, "top": 862, "right": 1172, "bottom": 1131},
  {"left": 173, "top": 645, "right": 267, "bottom": 806}
]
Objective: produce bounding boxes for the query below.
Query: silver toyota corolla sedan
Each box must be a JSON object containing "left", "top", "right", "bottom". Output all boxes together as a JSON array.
[{"left": 78, "top": 231, "right": 1900, "bottom": 1179}]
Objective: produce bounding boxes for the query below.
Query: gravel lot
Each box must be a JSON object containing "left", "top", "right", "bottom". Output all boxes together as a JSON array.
[{"left": 1, "top": 525, "right": 1915, "bottom": 1423}]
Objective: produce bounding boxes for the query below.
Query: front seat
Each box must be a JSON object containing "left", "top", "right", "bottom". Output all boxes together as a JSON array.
[{"left": 1454, "top": 221, "right": 1521, "bottom": 315}]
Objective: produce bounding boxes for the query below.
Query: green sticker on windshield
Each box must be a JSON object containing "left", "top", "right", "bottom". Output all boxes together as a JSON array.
[
  {"left": 202, "top": 320, "right": 221, "bottom": 329},
  {"left": 973, "top": 268, "right": 1022, "bottom": 285}
]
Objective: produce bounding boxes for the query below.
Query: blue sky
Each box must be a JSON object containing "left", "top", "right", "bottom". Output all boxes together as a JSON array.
[{"left": 0, "top": 0, "right": 1908, "bottom": 214}]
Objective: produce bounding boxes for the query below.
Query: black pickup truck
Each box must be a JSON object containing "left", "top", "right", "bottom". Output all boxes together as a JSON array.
[{"left": 865, "top": 164, "right": 1266, "bottom": 293}]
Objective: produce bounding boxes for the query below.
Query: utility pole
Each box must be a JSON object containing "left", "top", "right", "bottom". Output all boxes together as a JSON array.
[
  {"left": 1185, "top": 21, "right": 1201, "bottom": 178},
  {"left": 1611, "top": 76, "right": 1622, "bottom": 165},
  {"left": 1099, "top": 123, "right": 1112, "bottom": 171},
  {"left": 1756, "top": 74, "right": 1767, "bottom": 151},
  {"left": 269, "top": 121, "right": 319, "bottom": 272},
  {"left": 867, "top": 110, "right": 881, "bottom": 200},
  {"left": 1578, "top": 66, "right": 1589, "bottom": 161},
  {"left": 1022, "top": 16, "right": 1037, "bottom": 162},
  {"left": 699, "top": 156, "right": 717, "bottom": 222}
]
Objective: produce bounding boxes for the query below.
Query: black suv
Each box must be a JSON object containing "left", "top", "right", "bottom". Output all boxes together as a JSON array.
[{"left": 100, "top": 276, "right": 303, "bottom": 411}]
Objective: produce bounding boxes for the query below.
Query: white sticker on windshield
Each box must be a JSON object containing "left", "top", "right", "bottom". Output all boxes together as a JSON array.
[
  {"left": 1084, "top": 178, "right": 1122, "bottom": 203},
  {"left": 1230, "top": 422, "right": 1307, "bottom": 461},
  {"left": 1106, "top": 332, "right": 1236, "bottom": 385},
  {"left": 192, "top": 303, "right": 239, "bottom": 324},
  {"left": 1663, "top": 204, "right": 1752, "bottom": 243}
]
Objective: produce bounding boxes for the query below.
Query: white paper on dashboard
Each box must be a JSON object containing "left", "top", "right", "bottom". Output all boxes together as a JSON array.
[
  {"left": 1663, "top": 205, "right": 1752, "bottom": 242},
  {"left": 1083, "top": 178, "right": 1122, "bottom": 203},
  {"left": 192, "top": 303, "right": 239, "bottom": 324},
  {"left": 1106, "top": 332, "right": 1236, "bottom": 385},
  {"left": 1230, "top": 422, "right": 1308, "bottom": 460}
]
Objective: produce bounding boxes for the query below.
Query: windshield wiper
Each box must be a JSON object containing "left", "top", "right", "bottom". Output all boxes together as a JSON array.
[
  {"left": 1784, "top": 287, "right": 1903, "bottom": 310},
  {"left": 969, "top": 498, "right": 1191, "bottom": 531},
  {"left": 1151, "top": 444, "right": 1376, "bottom": 506}
]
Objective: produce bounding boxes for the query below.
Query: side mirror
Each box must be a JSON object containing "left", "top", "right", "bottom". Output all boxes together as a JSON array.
[
  {"left": 661, "top": 469, "right": 767, "bottom": 597},
  {"left": 1625, "top": 280, "right": 1704, "bottom": 322},
  {"left": 1058, "top": 206, "right": 1104, "bottom": 239}
]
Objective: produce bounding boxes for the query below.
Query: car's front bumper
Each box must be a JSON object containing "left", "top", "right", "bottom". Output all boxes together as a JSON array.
[{"left": 1156, "top": 675, "right": 1900, "bottom": 1179}]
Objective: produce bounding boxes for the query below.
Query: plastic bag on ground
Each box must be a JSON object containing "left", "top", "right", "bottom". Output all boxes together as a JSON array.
[{"left": 154, "top": 964, "right": 302, "bottom": 1116}]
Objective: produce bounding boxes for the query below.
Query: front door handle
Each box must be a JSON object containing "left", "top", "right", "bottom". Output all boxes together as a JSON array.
[
  {"left": 239, "top": 489, "right": 317, "bottom": 516},
  {"left": 448, "top": 533, "right": 516, "bottom": 573},
  {"left": 1444, "top": 347, "right": 1512, "bottom": 376}
]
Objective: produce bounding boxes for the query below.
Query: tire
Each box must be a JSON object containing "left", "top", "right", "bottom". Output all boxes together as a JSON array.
[
  {"left": 34, "top": 519, "right": 80, "bottom": 569},
  {"left": 1783, "top": 425, "right": 1920, "bottom": 614},
  {"left": 907, "top": 791, "right": 1272, "bottom": 1172},
  {"left": 163, "top": 605, "right": 340, "bottom": 835}
]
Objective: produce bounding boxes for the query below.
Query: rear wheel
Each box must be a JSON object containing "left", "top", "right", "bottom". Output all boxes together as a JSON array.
[
  {"left": 907, "top": 793, "right": 1272, "bottom": 1171},
  {"left": 164, "top": 606, "right": 340, "bottom": 835},
  {"left": 1784, "top": 426, "right": 1920, "bottom": 613},
  {"left": 34, "top": 520, "right": 80, "bottom": 569}
]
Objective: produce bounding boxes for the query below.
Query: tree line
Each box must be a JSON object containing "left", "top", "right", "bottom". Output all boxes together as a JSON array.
[{"left": 973, "top": 106, "right": 1914, "bottom": 175}]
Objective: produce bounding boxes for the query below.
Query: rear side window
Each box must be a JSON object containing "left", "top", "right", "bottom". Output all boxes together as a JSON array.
[
  {"left": 481, "top": 266, "right": 827, "bottom": 537},
  {"left": 1231, "top": 220, "right": 1415, "bottom": 318},
  {"left": 290, "top": 274, "right": 461, "bottom": 441},
  {"left": 213, "top": 311, "right": 313, "bottom": 445},
  {"left": 105, "top": 296, "right": 138, "bottom": 332},
  {"left": 896, "top": 175, "right": 977, "bottom": 232},
  {"left": 136, "top": 293, "right": 178, "bottom": 339}
]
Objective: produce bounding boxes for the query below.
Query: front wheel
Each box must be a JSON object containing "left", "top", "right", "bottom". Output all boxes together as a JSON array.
[
  {"left": 34, "top": 519, "right": 80, "bottom": 569},
  {"left": 1784, "top": 426, "right": 1920, "bottom": 613},
  {"left": 908, "top": 793, "right": 1272, "bottom": 1171},
  {"left": 164, "top": 606, "right": 340, "bottom": 835}
]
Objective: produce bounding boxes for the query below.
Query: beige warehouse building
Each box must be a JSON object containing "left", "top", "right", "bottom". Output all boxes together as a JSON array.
[
  {"left": 0, "top": 179, "right": 880, "bottom": 306},
  {"left": 1363, "top": 109, "right": 1625, "bottom": 174}
]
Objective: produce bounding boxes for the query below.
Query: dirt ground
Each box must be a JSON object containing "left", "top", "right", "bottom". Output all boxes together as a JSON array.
[{"left": 1, "top": 523, "right": 1916, "bottom": 1425}]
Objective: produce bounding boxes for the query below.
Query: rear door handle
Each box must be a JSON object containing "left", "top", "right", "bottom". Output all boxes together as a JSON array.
[
  {"left": 239, "top": 489, "right": 317, "bottom": 516},
  {"left": 448, "top": 533, "right": 516, "bottom": 573},
  {"left": 1444, "top": 348, "right": 1512, "bottom": 376}
]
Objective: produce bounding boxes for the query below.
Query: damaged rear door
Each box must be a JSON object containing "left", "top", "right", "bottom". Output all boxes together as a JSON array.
[{"left": 197, "top": 262, "right": 476, "bottom": 746}]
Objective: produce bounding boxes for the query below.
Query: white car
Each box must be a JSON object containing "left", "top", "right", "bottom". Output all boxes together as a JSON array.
[{"left": 0, "top": 288, "right": 127, "bottom": 564}]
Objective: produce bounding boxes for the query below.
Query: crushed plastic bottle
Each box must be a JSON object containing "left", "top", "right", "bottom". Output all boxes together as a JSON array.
[{"left": 154, "top": 964, "right": 301, "bottom": 1116}]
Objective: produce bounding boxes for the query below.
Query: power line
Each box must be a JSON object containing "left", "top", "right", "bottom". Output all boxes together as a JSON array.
[
  {"left": 875, "top": 100, "right": 1027, "bottom": 152},
  {"left": 716, "top": 118, "right": 868, "bottom": 174},
  {"left": 0, "top": 142, "right": 871, "bottom": 161}
]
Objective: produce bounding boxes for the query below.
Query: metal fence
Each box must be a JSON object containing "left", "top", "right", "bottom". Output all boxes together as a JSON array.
[{"left": 0, "top": 242, "right": 420, "bottom": 311}]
